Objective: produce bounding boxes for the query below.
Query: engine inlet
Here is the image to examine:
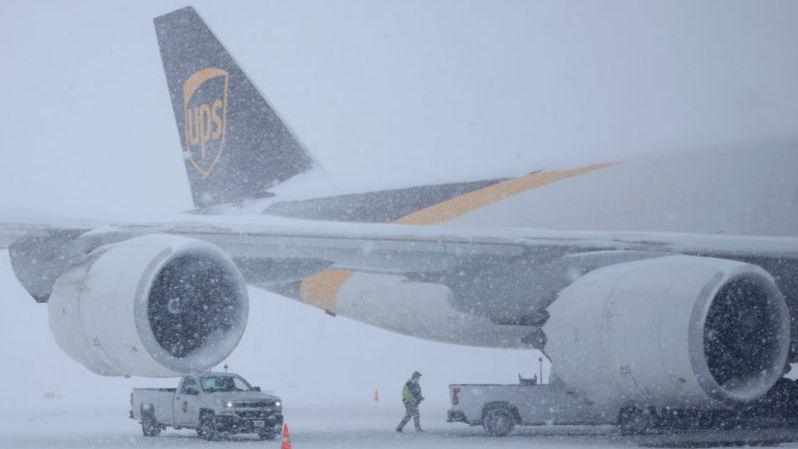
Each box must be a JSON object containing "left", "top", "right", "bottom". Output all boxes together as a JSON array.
[
  {"left": 148, "top": 253, "right": 244, "bottom": 358},
  {"left": 696, "top": 271, "right": 790, "bottom": 404}
]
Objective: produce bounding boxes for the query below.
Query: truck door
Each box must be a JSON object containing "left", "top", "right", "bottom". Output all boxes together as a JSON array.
[{"left": 174, "top": 377, "right": 201, "bottom": 427}]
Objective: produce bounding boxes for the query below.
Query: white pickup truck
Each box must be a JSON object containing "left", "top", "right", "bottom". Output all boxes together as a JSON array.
[
  {"left": 448, "top": 377, "right": 798, "bottom": 437},
  {"left": 130, "top": 372, "right": 283, "bottom": 440},
  {"left": 447, "top": 380, "right": 614, "bottom": 436}
]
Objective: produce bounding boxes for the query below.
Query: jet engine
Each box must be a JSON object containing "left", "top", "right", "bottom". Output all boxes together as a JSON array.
[
  {"left": 543, "top": 255, "right": 790, "bottom": 410},
  {"left": 47, "top": 234, "right": 249, "bottom": 377}
]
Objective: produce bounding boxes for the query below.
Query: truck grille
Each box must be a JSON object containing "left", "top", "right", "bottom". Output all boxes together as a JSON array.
[
  {"left": 236, "top": 401, "right": 274, "bottom": 408},
  {"left": 236, "top": 410, "right": 270, "bottom": 419}
]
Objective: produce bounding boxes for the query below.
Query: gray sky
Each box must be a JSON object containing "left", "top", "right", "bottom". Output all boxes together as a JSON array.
[{"left": 1, "top": 0, "right": 797, "bottom": 217}]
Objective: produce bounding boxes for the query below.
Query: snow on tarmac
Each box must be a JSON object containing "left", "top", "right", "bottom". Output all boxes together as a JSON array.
[
  {"left": 0, "top": 402, "right": 619, "bottom": 449},
  {"left": 6, "top": 403, "right": 798, "bottom": 449}
]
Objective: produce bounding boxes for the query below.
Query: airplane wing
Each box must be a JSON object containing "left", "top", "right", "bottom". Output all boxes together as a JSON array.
[{"left": 5, "top": 214, "right": 797, "bottom": 304}]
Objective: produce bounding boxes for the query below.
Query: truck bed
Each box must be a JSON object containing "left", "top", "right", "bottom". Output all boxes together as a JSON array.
[
  {"left": 130, "top": 388, "right": 176, "bottom": 425},
  {"left": 449, "top": 383, "right": 615, "bottom": 426}
]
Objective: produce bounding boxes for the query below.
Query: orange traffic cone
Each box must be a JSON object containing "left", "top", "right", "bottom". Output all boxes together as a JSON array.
[
  {"left": 373, "top": 389, "right": 380, "bottom": 402},
  {"left": 281, "top": 424, "right": 292, "bottom": 449}
]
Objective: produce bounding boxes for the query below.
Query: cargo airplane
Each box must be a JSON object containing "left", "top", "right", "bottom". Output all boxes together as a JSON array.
[{"left": 2, "top": 7, "right": 797, "bottom": 422}]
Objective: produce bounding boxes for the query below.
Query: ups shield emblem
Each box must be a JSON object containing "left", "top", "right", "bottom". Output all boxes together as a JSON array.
[{"left": 182, "top": 68, "right": 229, "bottom": 177}]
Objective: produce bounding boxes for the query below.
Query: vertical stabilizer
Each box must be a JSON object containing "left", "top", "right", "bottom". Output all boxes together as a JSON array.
[{"left": 154, "top": 7, "right": 315, "bottom": 207}]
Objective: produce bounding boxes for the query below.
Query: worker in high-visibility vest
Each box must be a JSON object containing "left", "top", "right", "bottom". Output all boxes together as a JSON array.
[{"left": 396, "top": 371, "right": 424, "bottom": 432}]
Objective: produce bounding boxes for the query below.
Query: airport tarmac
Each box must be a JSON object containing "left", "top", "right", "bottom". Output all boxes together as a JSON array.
[{"left": 4, "top": 402, "right": 798, "bottom": 449}]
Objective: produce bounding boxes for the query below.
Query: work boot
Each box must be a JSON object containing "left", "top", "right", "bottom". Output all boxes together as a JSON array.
[{"left": 395, "top": 428, "right": 403, "bottom": 433}]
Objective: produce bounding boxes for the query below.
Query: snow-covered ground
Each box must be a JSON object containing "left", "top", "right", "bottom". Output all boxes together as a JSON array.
[
  {"left": 0, "top": 402, "right": 609, "bottom": 449},
  {"left": 7, "top": 403, "right": 798, "bottom": 448}
]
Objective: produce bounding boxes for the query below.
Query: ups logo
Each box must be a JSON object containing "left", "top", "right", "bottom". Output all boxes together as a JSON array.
[{"left": 182, "top": 68, "right": 228, "bottom": 177}]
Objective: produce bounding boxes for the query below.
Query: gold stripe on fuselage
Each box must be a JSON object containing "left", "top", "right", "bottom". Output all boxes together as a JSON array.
[
  {"left": 394, "top": 163, "right": 612, "bottom": 225},
  {"left": 299, "top": 163, "right": 613, "bottom": 312},
  {"left": 298, "top": 269, "right": 354, "bottom": 312}
]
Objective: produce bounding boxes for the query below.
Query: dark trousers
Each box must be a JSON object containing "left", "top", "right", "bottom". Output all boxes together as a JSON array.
[{"left": 397, "top": 401, "right": 421, "bottom": 431}]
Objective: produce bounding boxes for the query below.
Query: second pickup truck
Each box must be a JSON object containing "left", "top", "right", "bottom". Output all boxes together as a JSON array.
[
  {"left": 447, "top": 381, "right": 613, "bottom": 436},
  {"left": 130, "top": 372, "right": 283, "bottom": 440}
]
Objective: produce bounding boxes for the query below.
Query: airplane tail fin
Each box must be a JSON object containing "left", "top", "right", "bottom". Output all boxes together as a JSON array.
[{"left": 154, "top": 7, "right": 316, "bottom": 207}]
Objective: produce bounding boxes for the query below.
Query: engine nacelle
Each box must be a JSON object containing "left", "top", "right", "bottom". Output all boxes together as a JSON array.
[
  {"left": 543, "top": 255, "right": 790, "bottom": 410},
  {"left": 48, "top": 234, "right": 249, "bottom": 377}
]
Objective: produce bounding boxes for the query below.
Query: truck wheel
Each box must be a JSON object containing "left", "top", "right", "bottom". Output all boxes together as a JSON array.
[
  {"left": 141, "top": 415, "right": 162, "bottom": 437},
  {"left": 258, "top": 429, "right": 277, "bottom": 440},
  {"left": 198, "top": 413, "right": 220, "bottom": 441},
  {"left": 618, "top": 406, "right": 652, "bottom": 435},
  {"left": 484, "top": 408, "right": 515, "bottom": 437}
]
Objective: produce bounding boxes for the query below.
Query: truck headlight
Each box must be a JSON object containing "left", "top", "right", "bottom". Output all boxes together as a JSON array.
[
  {"left": 224, "top": 401, "right": 234, "bottom": 408},
  {"left": 275, "top": 401, "right": 281, "bottom": 408}
]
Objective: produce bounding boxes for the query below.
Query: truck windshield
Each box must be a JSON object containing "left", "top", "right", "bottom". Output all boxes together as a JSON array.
[{"left": 199, "top": 375, "right": 252, "bottom": 392}]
